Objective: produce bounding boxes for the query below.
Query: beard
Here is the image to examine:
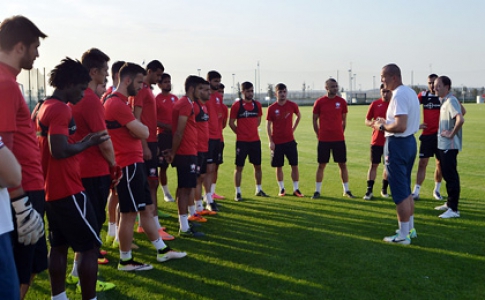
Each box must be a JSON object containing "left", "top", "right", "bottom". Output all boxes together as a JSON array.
[
  {"left": 127, "top": 83, "right": 137, "bottom": 96},
  {"left": 19, "top": 52, "right": 35, "bottom": 70}
]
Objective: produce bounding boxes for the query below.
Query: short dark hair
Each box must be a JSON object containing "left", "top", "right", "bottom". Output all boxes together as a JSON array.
[
  {"left": 184, "top": 75, "right": 206, "bottom": 93},
  {"left": 383, "top": 63, "right": 401, "bottom": 78},
  {"left": 428, "top": 73, "right": 438, "bottom": 79},
  {"left": 146, "top": 60, "right": 164, "bottom": 72},
  {"left": 49, "top": 57, "right": 90, "bottom": 89},
  {"left": 241, "top": 81, "right": 253, "bottom": 90},
  {"left": 81, "top": 48, "right": 110, "bottom": 71},
  {"left": 111, "top": 61, "right": 125, "bottom": 79},
  {"left": 325, "top": 78, "right": 337, "bottom": 86},
  {"left": 438, "top": 75, "right": 452, "bottom": 90},
  {"left": 119, "top": 63, "right": 146, "bottom": 81},
  {"left": 207, "top": 70, "right": 222, "bottom": 81},
  {"left": 219, "top": 83, "right": 225, "bottom": 89},
  {"left": 161, "top": 73, "right": 171, "bottom": 82},
  {"left": 0, "top": 15, "right": 47, "bottom": 52},
  {"left": 275, "top": 83, "right": 287, "bottom": 91}
]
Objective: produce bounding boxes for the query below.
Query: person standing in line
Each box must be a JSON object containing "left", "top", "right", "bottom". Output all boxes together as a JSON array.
[
  {"left": 266, "top": 83, "right": 303, "bottom": 197},
  {"left": 211, "top": 83, "right": 228, "bottom": 200},
  {"left": 373, "top": 63, "right": 420, "bottom": 245},
  {"left": 0, "top": 15, "right": 48, "bottom": 300},
  {"left": 229, "top": 81, "right": 269, "bottom": 201},
  {"left": 433, "top": 76, "right": 465, "bottom": 218},
  {"left": 311, "top": 78, "right": 356, "bottom": 199},
  {"left": 363, "top": 84, "right": 391, "bottom": 200},
  {"left": 101, "top": 60, "right": 125, "bottom": 103},
  {"left": 155, "top": 73, "right": 178, "bottom": 203}
]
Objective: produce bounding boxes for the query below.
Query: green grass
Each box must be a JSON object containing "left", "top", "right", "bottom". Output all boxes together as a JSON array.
[{"left": 26, "top": 104, "right": 485, "bottom": 300}]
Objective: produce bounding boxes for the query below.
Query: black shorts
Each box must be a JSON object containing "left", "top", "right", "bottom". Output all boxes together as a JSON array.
[
  {"left": 158, "top": 133, "right": 172, "bottom": 168},
  {"left": 11, "top": 190, "right": 48, "bottom": 284},
  {"left": 370, "top": 145, "right": 384, "bottom": 164},
  {"left": 172, "top": 155, "right": 197, "bottom": 188},
  {"left": 197, "top": 152, "right": 208, "bottom": 175},
  {"left": 207, "top": 139, "right": 221, "bottom": 164},
  {"left": 419, "top": 134, "right": 440, "bottom": 159},
  {"left": 117, "top": 163, "right": 152, "bottom": 213},
  {"left": 317, "top": 141, "right": 347, "bottom": 164},
  {"left": 145, "top": 142, "right": 159, "bottom": 178},
  {"left": 217, "top": 141, "right": 225, "bottom": 165},
  {"left": 271, "top": 140, "right": 298, "bottom": 167},
  {"left": 235, "top": 140, "right": 262, "bottom": 167},
  {"left": 45, "top": 192, "right": 101, "bottom": 252},
  {"left": 81, "top": 175, "right": 110, "bottom": 234}
]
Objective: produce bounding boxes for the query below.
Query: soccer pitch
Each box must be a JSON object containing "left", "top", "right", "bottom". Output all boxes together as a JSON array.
[{"left": 26, "top": 103, "right": 485, "bottom": 300}]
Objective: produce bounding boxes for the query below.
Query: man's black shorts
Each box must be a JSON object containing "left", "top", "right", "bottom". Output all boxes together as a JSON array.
[
  {"left": 158, "top": 133, "right": 172, "bottom": 168},
  {"left": 370, "top": 145, "right": 384, "bottom": 164},
  {"left": 207, "top": 139, "right": 221, "bottom": 164},
  {"left": 145, "top": 141, "right": 159, "bottom": 178},
  {"left": 217, "top": 141, "right": 225, "bottom": 165},
  {"left": 317, "top": 141, "right": 347, "bottom": 164},
  {"left": 271, "top": 140, "right": 298, "bottom": 167},
  {"left": 117, "top": 163, "right": 152, "bottom": 213},
  {"left": 419, "top": 134, "right": 440, "bottom": 159},
  {"left": 172, "top": 155, "right": 197, "bottom": 188},
  {"left": 81, "top": 175, "right": 110, "bottom": 234},
  {"left": 235, "top": 140, "right": 262, "bottom": 167},
  {"left": 197, "top": 152, "right": 208, "bottom": 176},
  {"left": 45, "top": 192, "right": 101, "bottom": 252}
]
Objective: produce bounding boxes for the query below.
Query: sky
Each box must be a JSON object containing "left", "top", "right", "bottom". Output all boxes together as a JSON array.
[{"left": 2, "top": 0, "right": 485, "bottom": 95}]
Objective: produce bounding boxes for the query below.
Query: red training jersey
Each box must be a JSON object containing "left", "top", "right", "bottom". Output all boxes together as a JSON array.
[
  {"left": 207, "top": 91, "right": 223, "bottom": 140},
  {"left": 156, "top": 93, "right": 178, "bottom": 135},
  {"left": 266, "top": 100, "right": 300, "bottom": 144},
  {"left": 69, "top": 88, "right": 109, "bottom": 178},
  {"left": 365, "top": 98, "right": 390, "bottom": 146},
  {"left": 132, "top": 83, "right": 157, "bottom": 142},
  {"left": 417, "top": 91, "right": 440, "bottom": 135},
  {"left": 0, "top": 62, "right": 44, "bottom": 192},
  {"left": 194, "top": 99, "right": 209, "bottom": 152},
  {"left": 100, "top": 85, "right": 114, "bottom": 104},
  {"left": 104, "top": 92, "right": 143, "bottom": 167},
  {"left": 230, "top": 99, "right": 263, "bottom": 142},
  {"left": 312, "top": 95, "right": 348, "bottom": 142},
  {"left": 172, "top": 96, "right": 197, "bottom": 156},
  {"left": 37, "top": 99, "right": 84, "bottom": 201}
]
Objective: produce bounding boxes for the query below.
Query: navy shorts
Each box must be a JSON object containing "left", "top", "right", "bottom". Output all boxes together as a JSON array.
[
  {"left": 158, "top": 133, "right": 172, "bottom": 168},
  {"left": 317, "top": 141, "right": 347, "bottom": 164},
  {"left": 145, "top": 142, "right": 159, "bottom": 178},
  {"left": 207, "top": 139, "right": 221, "bottom": 164},
  {"left": 419, "top": 134, "right": 440, "bottom": 159},
  {"left": 370, "top": 145, "right": 384, "bottom": 164},
  {"left": 271, "top": 140, "right": 298, "bottom": 167},
  {"left": 82, "top": 175, "right": 110, "bottom": 235},
  {"left": 11, "top": 190, "right": 48, "bottom": 284},
  {"left": 385, "top": 135, "right": 417, "bottom": 204},
  {"left": 172, "top": 155, "right": 198, "bottom": 188},
  {"left": 235, "top": 140, "right": 262, "bottom": 167},
  {"left": 0, "top": 232, "right": 20, "bottom": 300},
  {"left": 45, "top": 192, "right": 101, "bottom": 252},
  {"left": 117, "top": 163, "right": 152, "bottom": 213},
  {"left": 197, "top": 152, "right": 208, "bottom": 175}
]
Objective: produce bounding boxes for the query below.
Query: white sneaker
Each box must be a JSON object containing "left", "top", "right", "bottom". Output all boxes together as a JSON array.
[
  {"left": 363, "top": 192, "right": 373, "bottom": 200},
  {"left": 383, "top": 234, "right": 411, "bottom": 245},
  {"left": 433, "top": 190, "right": 443, "bottom": 200},
  {"left": 380, "top": 191, "right": 389, "bottom": 198},
  {"left": 439, "top": 208, "right": 460, "bottom": 218},
  {"left": 164, "top": 194, "right": 175, "bottom": 202},
  {"left": 157, "top": 249, "right": 187, "bottom": 262},
  {"left": 434, "top": 203, "right": 448, "bottom": 211},
  {"left": 412, "top": 193, "right": 419, "bottom": 200}
]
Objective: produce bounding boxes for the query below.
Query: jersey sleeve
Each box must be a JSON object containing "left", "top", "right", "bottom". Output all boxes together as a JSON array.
[
  {"left": 0, "top": 81, "right": 20, "bottom": 132},
  {"left": 366, "top": 102, "right": 375, "bottom": 120},
  {"left": 230, "top": 101, "right": 240, "bottom": 119},
  {"left": 48, "top": 105, "right": 71, "bottom": 136},
  {"left": 133, "top": 88, "right": 146, "bottom": 108},
  {"left": 114, "top": 101, "right": 136, "bottom": 126}
]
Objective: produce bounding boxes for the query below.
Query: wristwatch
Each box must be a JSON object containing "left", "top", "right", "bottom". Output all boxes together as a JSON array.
[{"left": 379, "top": 124, "right": 384, "bottom": 132}]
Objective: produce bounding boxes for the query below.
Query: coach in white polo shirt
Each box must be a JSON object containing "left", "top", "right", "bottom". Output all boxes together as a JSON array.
[{"left": 374, "top": 63, "right": 420, "bottom": 245}]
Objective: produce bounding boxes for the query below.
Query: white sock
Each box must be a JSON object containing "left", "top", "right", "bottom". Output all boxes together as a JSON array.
[
  {"left": 236, "top": 186, "right": 241, "bottom": 194},
  {"left": 52, "top": 291, "right": 69, "bottom": 300},
  {"left": 205, "top": 192, "right": 213, "bottom": 204},
  {"left": 120, "top": 250, "right": 132, "bottom": 261},
  {"left": 162, "top": 185, "right": 170, "bottom": 195},
  {"left": 108, "top": 222, "right": 116, "bottom": 236},
  {"left": 138, "top": 213, "right": 142, "bottom": 228},
  {"left": 188, "top": 205, "right": 196, "bottom": 216},
  {"left": 256, "top": 185, "right": 262, "bottom": 193},
  {"left": 342, "top": 182, "right": 349, "bottom": 192},
  {"left": 409, "top": 215, "right": 414, "bottom": 230},
  {"left": 398, "top": 221, "right": 410, "bottom": 239},
  {"left": 413, "top": 185, "right": 421, "bottom": 195},
  {"left": 153, "top": 216, "right": 161, "bottom": 229},
  {"left": 315, "top": 182, "right": 322, "bottom": 193},
  {"left": 196, "top": 200, "right": 204, "bottom": 211},
  {"left": 211, "top": 183, "right": 216, "bottom": 194},
  {"left": 293, "top": 181, "right": 299, "bottom": 191},
  {"left": 278, "top": 181, "right": 284, "bottom": 190},
  {"left": 70, "top": 260, "right": 78, "bottom": 277},
  {"left": 434, "top": 182, "right": 441, "bottom": 192},
  {"left": 179, "top": 214, "right": 190, "bottom": 232},
  {"left": 151, "top": 237, "right": 166, "bottom": 250}
]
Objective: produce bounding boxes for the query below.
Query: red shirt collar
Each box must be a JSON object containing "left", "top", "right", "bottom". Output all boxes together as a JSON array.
[{"left": 0, "top": 61, "right": 20, "bottom": 78}]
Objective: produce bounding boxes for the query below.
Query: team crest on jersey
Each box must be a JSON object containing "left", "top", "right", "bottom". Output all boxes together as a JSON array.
[
  {"left": 216, "top": 97, "right": 220, "bottom": 104},
  {"left": 171, "top": 97, "right": 175, "bottom": 102},
  {"left": 275, "top": 109, "right": 280, "bottom": 116},
  {"left": 335, "top": 102, "right": 341, "bottom": 109}
]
